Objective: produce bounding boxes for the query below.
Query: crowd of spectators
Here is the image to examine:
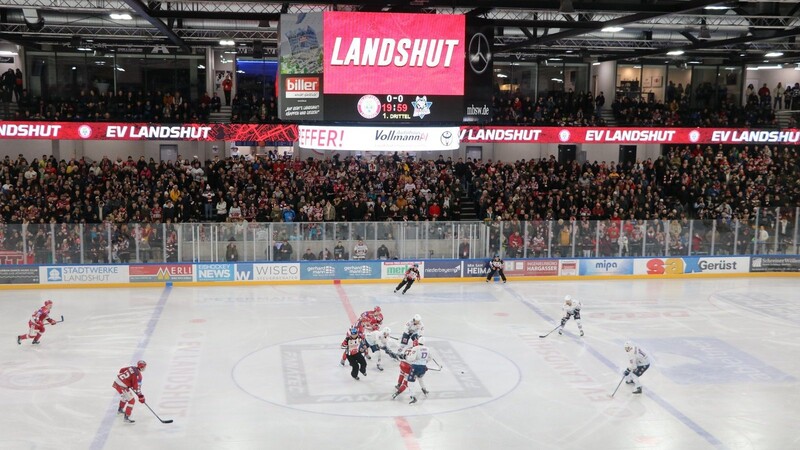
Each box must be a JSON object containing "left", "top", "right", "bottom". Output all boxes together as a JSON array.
[
  {"left": 490, "top": 89, "right": 606, "bottom": 126},
  {"left": 8, "top": 89, "right": 225, "bottom": 123},
  {"left": 1, "top": 142, "right": 798, "bottom": 260},
  {"left": 229, "top": 93, "right": 279, "bottom": 124},
  {"left": 470, "top": 143, "right": 799, "bottom": 256},
  {"left": 613, "top": 81, "right": 800, "bottom": 128}
]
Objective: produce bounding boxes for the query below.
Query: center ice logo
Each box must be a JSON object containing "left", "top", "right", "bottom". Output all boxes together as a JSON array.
[{"left": 232, "top": 336, "right": 519, "bottom": 417}]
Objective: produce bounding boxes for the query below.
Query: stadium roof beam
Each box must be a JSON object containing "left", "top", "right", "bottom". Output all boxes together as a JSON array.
[
  {"left": 120, "top": 0, "right": 190, "bottom": 51},
  {"left": 496, "top": 0, "right": 731, "bottom": 53},
  {"left": 599, "top": 27, "right": 800, "bottom": 62}
]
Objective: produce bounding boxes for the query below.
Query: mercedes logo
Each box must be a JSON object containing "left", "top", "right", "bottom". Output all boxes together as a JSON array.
[{"left": 468, "top": 32, "right": 491, "bottom": 75}]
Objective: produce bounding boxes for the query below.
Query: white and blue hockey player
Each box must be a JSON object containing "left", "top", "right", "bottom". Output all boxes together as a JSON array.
[
  {"left": 392, "top": 337, "right": 431, "bottom": 404},
  {"left": 623, "top": 341, "right": 651, "bottom": 394},
  {"left": 364, "top": 327, "right": 396, "bottom": 371},
  {"left": 398, "top": 314, "right": 424, "bottom": 351},
  {"left": 558, "top": 295, "right": 584, "bottom": 336}
]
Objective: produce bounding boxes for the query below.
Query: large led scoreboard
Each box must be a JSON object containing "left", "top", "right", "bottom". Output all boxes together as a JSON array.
[{"left": 278, "top": 12, "right": 492, "bottom": 123}]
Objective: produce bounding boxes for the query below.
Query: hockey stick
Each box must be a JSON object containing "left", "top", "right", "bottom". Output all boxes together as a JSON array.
[
  {"left": 608, "top": 375, "right": 625, "bottom": 398},
  {"left": 539, "top": 325, "right": 560, "bottom": 338},
  {"left": 430, "top": 357, "right": 444, "bottom": 371},
  {"left": 46, "top": 316, "right": 64, "bottom": 326},
  {"left": 143, "top": 402, "right": 173, "bottom": 424}
]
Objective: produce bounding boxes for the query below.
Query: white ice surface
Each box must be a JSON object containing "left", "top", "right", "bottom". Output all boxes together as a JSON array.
[{"left": 1, "top": 277, "right": 799, "bottom": 450}]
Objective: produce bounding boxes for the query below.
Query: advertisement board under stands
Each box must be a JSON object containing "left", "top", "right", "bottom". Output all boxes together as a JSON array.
[
  {"left": 579, "top": 259, "right": 634, "bottom": 276},
  {"left": 382, "top": 261, "right": 424, "bottom": 279},
  {"left": 750, "top": 256, "right": 800, "bottom": 273},
  {"left": 423, "top": 260, "right": 463, "bottom": 278},
  {"left": 196, "top": 263, "right": 236, "bottom": 281},
  {"left": 0, "top": 266, "right": 39, "bottom": 284},
  {"left": 503, "top": 259, "right": 559, "bottom": 277},
  {"left": 39, "top": 265, "right": 129, "bottom": 284},
  {"left": 129, "top": 264, "right": 194, "bottom": 282}
]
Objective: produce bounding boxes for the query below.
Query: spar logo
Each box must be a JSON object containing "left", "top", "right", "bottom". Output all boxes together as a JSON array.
[
  {"left": 558, "top": 129, "right": 571, "bottom": 142},
  {"left": 688, "top": 130, "right": 700, "bottom": 143},
  {"left": 285, "top": 77, "right": 320, "bottom": 98},
  {"left": 646, "top": 258, "right": 684, "bottom": 275}
]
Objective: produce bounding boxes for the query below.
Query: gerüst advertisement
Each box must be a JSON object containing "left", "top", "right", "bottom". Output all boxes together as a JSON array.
[{"left": 297, "top": 125, "right": 460, "bottom": 151}]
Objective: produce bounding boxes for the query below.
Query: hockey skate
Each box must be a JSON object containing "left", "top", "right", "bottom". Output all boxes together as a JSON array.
[
  {"left": 632, "top": 387, "right": 642, "bottom": 394},
  {"left": 377, "top": 364, "right": 384, "bottom": 371},
  {"left": 117, "top": 408, "right": 124, "bottom": 415},
  {"left": 352, "top": 375, "right": 360, "bottom": 380},
  {"left": 626, "top": 380, "right": 634, "bottom": 384},
  {"left": 394, "top": 289, "right": 398, "bottom": 293},
  {"left": 580, "top": 331, "right": 584, "bottom": 336},
  {"left": 557, "top": 329, "right": 563, "bottom": 336},
  {"left": 17, "top": 336, "right": 21, "bottom": 345},
  {"left": 32, "top": 341, "right": 40, "bottom": 345},
  {"left": 123, "top": 415, "right": 135, "bottom": 423},
  {"left": 392, "top": 391, "right": 399, "bottom": 399},
  {"left": 409, "top": 396, "right": 417, "bottom": 404},
  {"left": 360, "top": 370, "right": 367, "bottom": 377},
  {"left": 421, "top": 388, "right": 429, "bottom": 396},
  {"left": 339, "top": 359, "right": 345, "bottom": 366}
]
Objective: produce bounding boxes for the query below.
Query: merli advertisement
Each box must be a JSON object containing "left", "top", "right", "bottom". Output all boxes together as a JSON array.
[{"left": 278, "top": 13, "right": 324, "bottom": 120}]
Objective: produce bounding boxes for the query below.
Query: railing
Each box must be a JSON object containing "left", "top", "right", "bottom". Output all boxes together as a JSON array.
[{"left": 0, "top": 208, "right": 797, "bottom": 265}]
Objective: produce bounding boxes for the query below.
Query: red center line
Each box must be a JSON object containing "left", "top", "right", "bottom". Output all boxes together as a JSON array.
[{"left": 334, "top": 282, "right": 420, "bottom": 450}]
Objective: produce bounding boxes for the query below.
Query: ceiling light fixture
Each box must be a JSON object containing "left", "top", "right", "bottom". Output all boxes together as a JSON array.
[
  {"left": 704, "top": 5, "right": 731, "bottom": 10},
  {"left": 667, "top": 50, "right": 685, "bottom": 56},
  {"left": 110, "top": 13, "right": 132, "bottom": 20},
  {"left": 601, "top": 26, "right": 624, "bottom": 33},
  {"left": 699, "top": 20, "right": 711, "bottom": 39},
  {"left": 765, "top": 52, "right": 783, "bottom": 57},
  {"left": 496, "top": 73, "right": 508, "bottom": 78},
  {"left": 219, "top": 40, "right": 235, "bottom": 46},
  {"left": 592, "top": 62, "right": 601, "bottom": 66}
]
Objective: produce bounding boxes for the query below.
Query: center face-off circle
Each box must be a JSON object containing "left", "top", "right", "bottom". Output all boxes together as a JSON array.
[{"left": 233, "top": 335, "right": 520, "bottom": 417}]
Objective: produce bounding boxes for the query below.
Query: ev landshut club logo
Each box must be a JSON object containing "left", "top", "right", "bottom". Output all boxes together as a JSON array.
[{"left": 468, "top": 32, "right": 491, "bottom": 75}]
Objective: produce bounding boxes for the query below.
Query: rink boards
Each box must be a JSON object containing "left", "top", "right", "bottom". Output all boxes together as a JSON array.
[{"left": 0, "top": 255, "right": 798, "bottom": 289}]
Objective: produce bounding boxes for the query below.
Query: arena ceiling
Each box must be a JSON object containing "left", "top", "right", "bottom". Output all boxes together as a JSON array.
[{"left": 1, "top": 0, "right": 799, "bottom": 65}]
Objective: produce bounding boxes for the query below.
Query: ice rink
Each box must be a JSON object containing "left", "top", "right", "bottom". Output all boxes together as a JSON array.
[{"left": 2, "top": 276, "right": 800, "bottom": 450}]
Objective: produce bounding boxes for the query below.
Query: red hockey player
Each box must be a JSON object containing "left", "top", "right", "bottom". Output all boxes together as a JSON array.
[
  {"left": 359, "top": 306, "right": 384, "bottom": 333},
  {"left": 394, "top": 263, "right": 421, "bottom": 295},
  {"left": 17, "top": 300, "right": 57, "bottom": 345},
  {"left": 112, "top": 360, "right": 147, "bottom": 423},
  {"left": 392, "top": 337, "right": 430, "bottom": 404}
]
